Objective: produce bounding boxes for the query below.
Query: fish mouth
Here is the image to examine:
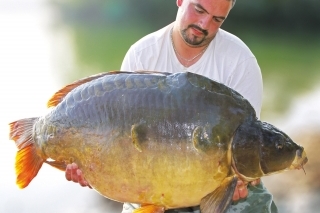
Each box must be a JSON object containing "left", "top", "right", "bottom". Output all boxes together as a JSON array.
[{"left": 288, "top": 149, "right": 308, "bottom": 172}]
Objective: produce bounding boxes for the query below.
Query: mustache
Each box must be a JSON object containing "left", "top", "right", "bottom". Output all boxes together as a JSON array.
[{"left": 188, "top": 24, "right": 208, "bottom": 36}]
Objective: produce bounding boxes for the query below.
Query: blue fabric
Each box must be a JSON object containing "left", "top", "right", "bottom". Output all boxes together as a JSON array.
[{"left": 225, "top": 182, "right": 278, "bottom": 213}]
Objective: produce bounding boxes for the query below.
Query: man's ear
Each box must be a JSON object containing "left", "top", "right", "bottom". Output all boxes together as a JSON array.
[{"left": 177, "top": 0, "right": 183, "bottom": 7}]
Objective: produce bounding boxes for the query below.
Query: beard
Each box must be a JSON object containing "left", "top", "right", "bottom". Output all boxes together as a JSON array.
[{"left": 181, "top": 24, "right": 209, "bottom": 46}]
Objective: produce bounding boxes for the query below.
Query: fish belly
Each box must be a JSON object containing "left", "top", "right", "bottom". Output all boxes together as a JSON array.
[{"left": 64, "top": 134, "right": 231, "bottom": 209}]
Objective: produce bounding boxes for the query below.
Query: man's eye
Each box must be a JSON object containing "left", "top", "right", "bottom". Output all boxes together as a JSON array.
[
  {"left": 195, "top": 7, "right": 204, "bottom": 13},
  {"left": 214, "top": 17, "right": 223, "bottom": 23}
]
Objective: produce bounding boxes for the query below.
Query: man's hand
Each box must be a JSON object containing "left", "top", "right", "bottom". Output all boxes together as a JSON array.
[
  {"left": 65, "top": 163, "right": 92, "bottom": 188},
  {"left": 233, "top": 178, "right": 261, "bottom": 201}
]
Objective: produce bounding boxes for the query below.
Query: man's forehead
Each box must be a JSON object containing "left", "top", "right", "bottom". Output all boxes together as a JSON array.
[
  {"left": 189, "top": 0, "right": 232, "bottom": 7},
  {"left": 190, "top": 0, "right": 233, "bottom": 12}
]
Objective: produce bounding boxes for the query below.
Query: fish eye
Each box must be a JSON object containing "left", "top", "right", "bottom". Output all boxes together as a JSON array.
[{"left": 276, "top": 142, "right": 283, "bottom": 150}]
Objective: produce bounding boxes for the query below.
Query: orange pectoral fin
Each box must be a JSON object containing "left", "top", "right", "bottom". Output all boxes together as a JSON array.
[
  {"left": 133, "top": 204, "right": 165, "bottom": 213},
  {"left": 15, "top": 144, "right": 44, "bottom": 189}
]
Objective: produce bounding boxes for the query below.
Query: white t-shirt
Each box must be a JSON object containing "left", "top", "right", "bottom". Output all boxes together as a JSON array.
[{"left": 121, "top": 23, "right": 263, "bottom": 117}]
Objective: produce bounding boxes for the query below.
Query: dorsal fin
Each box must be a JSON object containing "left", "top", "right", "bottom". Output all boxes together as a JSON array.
[
  {"left": 46, "top": 71, "right": 130, "bottom": 107},
  {"left": 47, "top": 70, "right": 171, "bottom": 108}
]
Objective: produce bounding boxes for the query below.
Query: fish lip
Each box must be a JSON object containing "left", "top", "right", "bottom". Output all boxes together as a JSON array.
[
  {"left": 292, "top": 156, "right": 308, "bottom": 170},
  {"left": 296, "top": 147, "right": 304, "bottom": 158},
  {"left": 302, "top": 156, "right": 308, "bottom": 165},
  {"left": 289, "top": 149, "right": 308, "bottom": 171}
]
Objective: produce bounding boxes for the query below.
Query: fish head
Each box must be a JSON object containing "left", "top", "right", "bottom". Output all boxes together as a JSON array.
[
  {"left": 259, "top": 122, "right": 308, "bottom": 175},
  {"left": 232, "top": 120, "right": 308, "bottom": 180}
]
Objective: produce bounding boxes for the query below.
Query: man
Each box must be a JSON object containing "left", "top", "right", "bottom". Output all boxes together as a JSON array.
[{"left": 66, "top": 0, "right": 278, "bottom": 212}]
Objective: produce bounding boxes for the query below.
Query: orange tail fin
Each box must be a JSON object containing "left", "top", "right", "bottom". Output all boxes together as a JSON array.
[{"left": 9, "top": 118, "right": 44, "bottom": 188}]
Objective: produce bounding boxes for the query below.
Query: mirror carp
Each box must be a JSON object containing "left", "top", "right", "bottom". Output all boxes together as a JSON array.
[{"left": 9, "top": 71, "right": 308, "bottom": 213}]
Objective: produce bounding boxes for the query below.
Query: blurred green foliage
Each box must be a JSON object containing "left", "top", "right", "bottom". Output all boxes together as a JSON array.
[
  {"left": 224, "top": 0, "right": 320, "bottom": 32},
  {"left": 70, "top": 27, "right": 150, "bottom": 72},
  {"left": 51, "top": 0, "right": 177, "bottom": 30},
  {"left": 52, "top": 0, "right": 320, "bottom": 32},
  {"left": 51, "top": 0, "right": 320, "bottom": 117},
  {"left": 240, "top": 30, "right": 320, "bottom": 117}
]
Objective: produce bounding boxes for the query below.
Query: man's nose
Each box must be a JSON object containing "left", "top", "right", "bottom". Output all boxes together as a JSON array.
[{"left": 198, "top": 16, "right": 211, "bottom": 30}]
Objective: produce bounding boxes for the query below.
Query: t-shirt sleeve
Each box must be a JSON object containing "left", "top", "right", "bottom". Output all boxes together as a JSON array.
[
  {"left": 227, "top": 57, "right": 263, "bottom": 118},
  {"left": 120, "top": 46, "right": 137, "bottom": 72}
]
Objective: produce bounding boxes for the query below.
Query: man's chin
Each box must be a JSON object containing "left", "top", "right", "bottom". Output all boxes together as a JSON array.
[{"left": 186, "top": 39, "right": 206, "bottom": 47}]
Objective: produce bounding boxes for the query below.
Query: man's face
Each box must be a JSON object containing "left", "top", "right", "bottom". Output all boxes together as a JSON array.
[{"left": 176, "top": 0, "right": 232, "bottom": 47}]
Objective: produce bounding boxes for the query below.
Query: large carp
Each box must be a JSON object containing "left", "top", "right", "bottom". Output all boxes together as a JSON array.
[{"left": 9, "top": 71, "right": 307, "bottom": 213}]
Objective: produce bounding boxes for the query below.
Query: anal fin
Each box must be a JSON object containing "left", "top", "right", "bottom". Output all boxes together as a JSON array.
[
  {"left": 200, "top": 175, "right": 238, "bottom": 213},
  {"left": 133, "top": 204, "right": 165, "bottom": 213}
]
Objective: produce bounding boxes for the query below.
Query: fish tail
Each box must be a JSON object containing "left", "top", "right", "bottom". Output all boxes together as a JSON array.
[{"left": 9, "top": 117, "right": 44, "bottom": 188}]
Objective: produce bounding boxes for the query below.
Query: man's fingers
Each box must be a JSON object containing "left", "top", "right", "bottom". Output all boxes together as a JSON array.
[
  {"left": 65, "top": 163, "right": 92, "bottom": 188},
  {"left": 238, "top": 184, "right": 248, "bottom": 199},
  {"left": 232, "top": 188, "right": 240, "bottom": 201},
  {"left": 250, "top": 178, "right": 261, "bottom": 186},
  {"left": 232, "top": 178, "right": 261, "bottom": 202},
  {"left": 71, "top": 163, "right": 79, "bottom": 180},
  {"left": 66, "top": 163, "right": 80, "bottom": 182},
  {"left": 77, "top": 170, "right": 92, "bottom": 188},
  {"left": 65, "top": 164, "right": 73, "bottom": 181},
  {"left": 232, "top": 180, "right": 248, "bottom": 201},
  {"left": 76, "top": 169, "right": 87, "bottom": 186}
]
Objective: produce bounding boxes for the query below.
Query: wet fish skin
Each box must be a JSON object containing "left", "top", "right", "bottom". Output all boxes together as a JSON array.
[
  {"left": 9, "top": 71, "right": 307, "bottom": 213},
  {"left": 40, "top": 72, "right": 246, "bottom": 206}
]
